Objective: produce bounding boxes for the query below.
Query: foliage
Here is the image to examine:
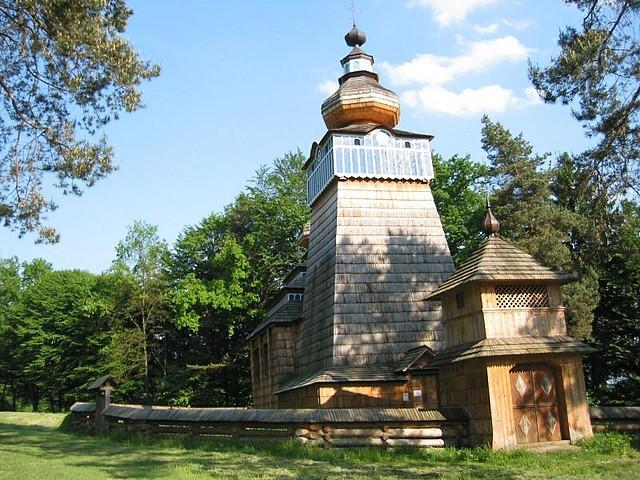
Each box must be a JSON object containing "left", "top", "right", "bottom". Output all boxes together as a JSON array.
[
  {"left": 111, "top": 220, "right": 169, "bottom": 403},
  {"left": 15, "top": 268, "right": 111, "bottom": 410},
  {"left": 164, "top": 151, "right": 309, "bottom": 407},
  {"left": 579, "top": 431, "right": 639, "bottom": 456},
  {"left": 529, "top": 0, "right": 640, "bottom": 196},
  {"left": 0, "top": 0, "right": 160, "bottom": 242},
  {"left": 590, "top": 201, "right": 640, "bottom": 404},
  {"left": 481, "top": 115, "right": 597, "bottom": 339},
  {"left": 431, "top": 153, "right": 488, "bottom": 264},
  {"left": 0, "top": 257, "right": 21, "bottom": 409}
]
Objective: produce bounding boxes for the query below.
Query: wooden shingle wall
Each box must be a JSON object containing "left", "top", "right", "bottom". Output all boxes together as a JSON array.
[
  {"left": 295, "top": 181, "right": 339, "bottom": 375},
  {"left": 331, "top": 179, "right": 454, "bottom": 366},
  {"left": 295, "top": 178, "right": 454, "bottom": 375}
]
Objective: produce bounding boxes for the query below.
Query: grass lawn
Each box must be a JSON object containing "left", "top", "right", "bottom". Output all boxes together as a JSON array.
[{"left": 0, "top": 412, "right": 639, "bottom": 479}]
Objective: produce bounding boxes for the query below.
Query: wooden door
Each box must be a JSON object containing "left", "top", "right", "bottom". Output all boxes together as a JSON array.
[{"left": 510, "top": 364, "right": 563, "bottom": 444}]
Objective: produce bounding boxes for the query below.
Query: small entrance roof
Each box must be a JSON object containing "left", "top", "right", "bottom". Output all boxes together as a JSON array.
[{"left": 431, "top": 336, "right": 596, "bottom": 365}]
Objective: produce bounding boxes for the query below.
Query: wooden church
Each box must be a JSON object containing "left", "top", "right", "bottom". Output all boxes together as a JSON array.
[{"left": 247, "top": 26, "right": 594, "bottom": 449}]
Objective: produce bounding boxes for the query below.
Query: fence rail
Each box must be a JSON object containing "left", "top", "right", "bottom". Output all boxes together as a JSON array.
[{"left": 70, "top": 402, "right": 468, "bottom": 447}]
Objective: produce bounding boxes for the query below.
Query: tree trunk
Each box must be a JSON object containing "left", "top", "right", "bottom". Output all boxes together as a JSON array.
[
  {"left": 11, "top": 380, "right": 16, "bottom": 411},
  {"left": 30, "top": 384, "right": 40, "bottom": 412},
  {"left": 0, "top": 383, "right": 6, "bottom": 409},
  {"left": 143, "top": 315, "right": 149, "bottom": 404}
]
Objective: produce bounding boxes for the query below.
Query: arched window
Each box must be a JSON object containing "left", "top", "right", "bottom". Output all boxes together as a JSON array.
[
  {"left": 354, "top": 138, "right": 361, "bottom": 146},
  {"left": 404, "top": 141, "right": 411, "bottom": 148}
]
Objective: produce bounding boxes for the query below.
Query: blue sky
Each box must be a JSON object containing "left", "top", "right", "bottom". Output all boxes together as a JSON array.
[{"left": 0, "top": 0, "right": 590, "bottom": 273}]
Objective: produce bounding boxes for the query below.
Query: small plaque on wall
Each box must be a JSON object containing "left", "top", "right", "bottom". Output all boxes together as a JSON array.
[
  {"left": 402, "top": 392, "right": 409, "bottom": 402},
  {"left": 413, "top": 389, "right": 422, "bottom": 398}
]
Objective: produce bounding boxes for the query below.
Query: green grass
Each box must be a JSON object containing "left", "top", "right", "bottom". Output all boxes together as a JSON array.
[{"left": 0, "top": 412, "right": 639, "bottom": 479}]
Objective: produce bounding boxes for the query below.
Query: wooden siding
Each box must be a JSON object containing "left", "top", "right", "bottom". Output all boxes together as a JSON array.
[
  {"left": 319, "top": 384, "right": 408, "bottom": 408},
  {"left": 482, "top": 307, "right": 567, "bottom": 338},
  {"left": 559, "top": 355, "right": 593, "bottom": 442},
  {"left": 278, "top": 375, "right": 439, "bottom": 410},
  {"left": 251, "top": 323, "right": 299, "bottom": 408},
  {"left": 410, "top": 375, "right": 439, "bottom": 410},
  {"left": 441, "top": 284, "right": 567, "bottom": 344},
  {"left": 486, "top": 362, "right": 517, "bottom": 449},
  {"left": 441, "top": 284, "right": 486, "bottom": 345},
  {"left": 481, "top": 355, "right": 592, "bottom": 448},
  {"left": 439, "top": 360, "right": 492, "bottom": 446}
]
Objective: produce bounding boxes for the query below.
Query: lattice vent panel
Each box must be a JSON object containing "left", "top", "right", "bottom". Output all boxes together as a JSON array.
[{"left": 495, "top": 285, "right": 549, "bottom": 308}]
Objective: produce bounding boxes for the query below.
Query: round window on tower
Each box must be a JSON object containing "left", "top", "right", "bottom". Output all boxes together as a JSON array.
[{"left": 373, "top": 130, "right": 391, "bottom": 146}]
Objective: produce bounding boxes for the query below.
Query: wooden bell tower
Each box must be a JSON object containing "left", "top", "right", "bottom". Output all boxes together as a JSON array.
[
  {"left": 274, "top": 25, "right": 455, "bottom": 407},
  {"left": 425, "top": 205, "right": 595, "bottom": 448}
]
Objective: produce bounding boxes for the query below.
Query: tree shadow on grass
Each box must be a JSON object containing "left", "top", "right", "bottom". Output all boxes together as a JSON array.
[{"left": 0, "top": 419, "right": 524, "bottom": 479}]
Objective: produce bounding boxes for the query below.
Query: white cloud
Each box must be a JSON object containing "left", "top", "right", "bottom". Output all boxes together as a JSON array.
[
  {"left": 401, "top": 85, "right": 541, "bottom": 117},
  {"left": 474, "top": 23, "right": 500, "bottom": 34},
  {"left": 381, "top": 36, "right": 530, "bottom": 86},
  {"left": 523, "top": 86, "right": 543, "bottom": 105},
  {"left": 316, "top": 80, "right": 338, "bottom": 96},
  {"left": 501, "top": 18, "right": 533, "bottom": 30},
  {"left": 407, "top": 0, "right": 496, "bottom": 26}
]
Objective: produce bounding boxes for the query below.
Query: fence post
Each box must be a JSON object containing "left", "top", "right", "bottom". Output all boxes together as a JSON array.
[{"left": 87, "top": 375, "right": 116, "bottom": 434}]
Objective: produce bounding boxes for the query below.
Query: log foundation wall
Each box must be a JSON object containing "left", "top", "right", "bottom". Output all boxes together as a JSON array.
[{"left": 70, "top": 403, "right": 640, "bottom": 447}]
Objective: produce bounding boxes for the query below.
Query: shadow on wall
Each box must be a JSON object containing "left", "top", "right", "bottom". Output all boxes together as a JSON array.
[{"left": 330, "top": 228, "right": 454, "bottom": 366}]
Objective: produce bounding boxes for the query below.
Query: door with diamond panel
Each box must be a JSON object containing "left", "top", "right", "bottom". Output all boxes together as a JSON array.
[{"left": 510, "top": 364, "right": 563, "bottom": 443}]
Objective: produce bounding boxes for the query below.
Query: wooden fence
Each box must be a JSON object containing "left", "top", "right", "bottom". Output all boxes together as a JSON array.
[
  {"left": 70, "top": 403, "right": 468, "bottom": 447},
  {"left": 70, "top": 402, "right": 640, "bottom": 447},
  {"left": 589, "top": 406, "right": 640, "bottom": 433}
]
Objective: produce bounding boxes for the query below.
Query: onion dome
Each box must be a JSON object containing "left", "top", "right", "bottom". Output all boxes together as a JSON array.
[
  {"left": 483, "top": 200, "right": 500, "bottom": 236},
  {"left": 321, "top": 26, "right": 400, "bottom": 130},
  {"left": 345, "top": 25, "right": 367, "bottom": 47}
]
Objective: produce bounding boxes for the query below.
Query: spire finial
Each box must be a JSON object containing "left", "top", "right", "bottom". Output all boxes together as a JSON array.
[
  {"left": 484, "top": 198, "right": 500, "bottom": 236},
  {"left": 351, "top": 0, "right": 356, "bottom": 27}
]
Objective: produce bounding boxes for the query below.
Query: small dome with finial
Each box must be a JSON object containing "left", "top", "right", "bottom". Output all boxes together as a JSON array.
[
  {"left": 345, "top": 25, "right": 367, "bottom": 47},
  {"left": 321, "top": 25, "right": 400, "bottom": 130},
  {"left": 484, "top": 200, "right": 500, "bottom": 236}
]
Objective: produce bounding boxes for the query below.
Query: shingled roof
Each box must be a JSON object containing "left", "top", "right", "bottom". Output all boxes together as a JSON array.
[
  {"left": 395, "top": 345, "right": 436, "bottom": 373},
  {"left": 431, "top": 336, "right": 596, "bottom": 365},
  {"left": 275, "top": 365, "right": 406, "bottom": 394},
  {"left": 424, "top": 235, "right": 573, "bottom": 301},
  {"left": 99, "top": 404, "right": 467, "bottom": 423},
  {"left": 247, "top": 302, "right": 303, "bottom": 340}
]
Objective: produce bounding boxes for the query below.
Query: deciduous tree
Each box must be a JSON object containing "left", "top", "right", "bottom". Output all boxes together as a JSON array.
[
  {"left": 431, "top": 153, "right": 488, "bottom": 264},
  {"left": 112, "top": 220, "right": 168, "bottom": 403}
]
